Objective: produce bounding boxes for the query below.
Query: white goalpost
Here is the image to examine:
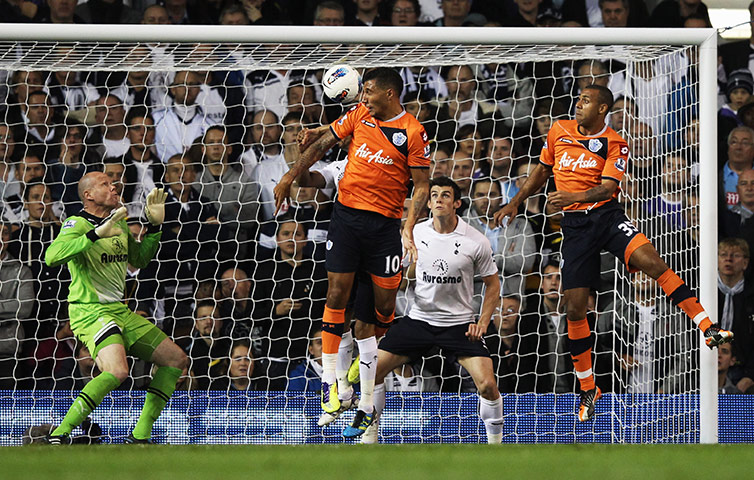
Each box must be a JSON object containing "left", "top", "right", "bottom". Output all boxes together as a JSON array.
[{"left": 0, "top": 24, "right": 719, "bottom": 444}]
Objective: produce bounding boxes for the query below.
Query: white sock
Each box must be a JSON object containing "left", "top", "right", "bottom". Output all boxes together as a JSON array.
[
  {"left": 322, "top": 353, "right": 337, "bottom": 385},
  {"left": 355, "top": 336, "right": 378, "bottom": 414},
  {"left": 336, "top": 330, "right": 354, "bottom": 398},
  {"left": 479, "top": 395, "right": 503, "bottom": 444},
  {"left": 373, "top": 382, "right": 386, "bottom": 416}
]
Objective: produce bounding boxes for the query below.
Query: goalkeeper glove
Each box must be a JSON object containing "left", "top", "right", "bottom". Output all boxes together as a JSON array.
[
  {"left": 144, "top": 187, "right": 168, "bottom": 226},
  {"left": 93, "top": 206, "right": 128, "bottom": 239}
]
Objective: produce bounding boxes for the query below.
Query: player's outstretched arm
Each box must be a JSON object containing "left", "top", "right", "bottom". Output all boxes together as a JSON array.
[
  {"left": 494, "top": 163, "right": 552, "bottom": 227},
  {"left": 402, "top": 167, "right": 430, "bottom": 264},
  {"left": 273, "top": 129, "right": 339, "bottom": 215},
  {"left": 128, "top": 189, "right": 166, "bottom": 268},
  {"left": 467, "top": 273, "right": 501, "bottom": 341}
]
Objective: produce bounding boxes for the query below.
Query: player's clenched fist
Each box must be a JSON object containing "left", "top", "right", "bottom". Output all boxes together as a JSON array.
[{"left": 144, "top": 187, "right": 168, "bottom": 226}]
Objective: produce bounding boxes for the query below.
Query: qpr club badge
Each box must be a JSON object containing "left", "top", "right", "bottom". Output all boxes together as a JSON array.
[
  {"left": 392, "top": 132, "right": 407, "bottom": 147},
  {"left": 588, "top": 138, "right": 602, "bottom": 152}
]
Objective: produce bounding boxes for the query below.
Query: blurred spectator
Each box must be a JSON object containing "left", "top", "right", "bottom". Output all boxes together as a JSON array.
[
  {"left": 718, "top": 238, "right": 749, "bottom": 332},
  {"left": 599, "top": 0, "right": 648, "bottom": 27},
  {"left": 0, "top": 222, "right": 33, "bottom": 387},
  {"left": 719, "top": 69, "right": 754, "bottom": 145},
  {"left": 48, "top": 123, "right": 98, "bottom": 217},
  {"left": 2, "top": 151, "right": 48, "bottom": 223},
  {"left": 36, "top": 0, "right": 84, "bottom": 23},
  {"left": 467, "top": 177, "right": 535, "bottom": 295},
  {"left": 350, "top": 0, "right": 382, "bottom": 25},
  {"left": 485, "top": 294, "right": 538, "bottom": 392},
  {"left": 159, "top": 154, "right": 224, "bottom": 335},
  {"left": 597, "top": 271, "right": 695, "bottom": 394},
  {"left": 449, "top": 151, "right": 474, "bottom": 207},
  {"left": 609, "top": 96, "right": 637, "bottom": 134},
  {"left": 561, "top": 0, "right": 603, "bottom": 27},
  {"left": 239, "top": 0, "right": 286, "bottom": 25},
  {"left": 178, "top": 300, "right": 231, "bottom": 390},
  {"left": 244, "top": 69, "right": 320, "bottom": 121},
  {"left": 720, "top": 126, "right": 754, "bottom": 210},
  {"left": 217, "top": 265, "right": 254, "bottom": 339},
  {"left": 312, "top": 0, "right": 345, "bottom": 25},
  {"left": 0, "top": 123, "right": 19, "bottom": 220},
  {"left": 719, "top": 170, "right": 754, "bottom": 254},
  {"left": 506, "top": 0, "right": 539, "bottom": 27},
  {"left": 519, "top": 261, "right": 571, "bottom": 393},
  {"left": 0, "top": 0, "right": 38, "bottom": 22},
  {"left": 75, "top": 0, "right": 140, "bottom": 24},
  {"left": 286, "top": 82, "right": 324, "bottom": 125},
  {"left": 716, "top": 243, "right": 754, "bottom": 395},
  {"left": 122, "top": 108, "right": 164, "bottom": 219},
  {"left": 400, "top": 67, "right": 448, "bottom": 103},
  {"left": 246, "top": 110, "right": 285, "bottom": 214},
  {"left": 20, "top": 90, "right": 62, "bottom": 161},
  {"left": 643, "top": 150, "right": 689, "bottom": 229},
  {"left": 252, "top": 214, "right": 327, "bottom": 388},
  {"left": 219, "top": 3, "right": 250, "bottom": 24},
  {"left": 95, "top": 94, "right": 130, "bottom": 159},
  {"left": 486, "top": 131, "right": 519, "bottom": 200},
  {"left": 209, "top": 339, "right": 266, "bottom": 391},
  {"left": 101, "top": 157, "right": 127, "bottom": 201},
  {"left": 9, "top": 179, "right": 69, "bottom": 324},
  {"left": 441, "top": 64, "right": 497, "bottom": 128},
  {"left": 4, "top": 70, "right": 45, "bottom": 128},
  {"left": 535, "top": 6, "right": 562, "bottom": 27},
  {"left": 718, "top": 343, "right": 743, "bottom": 394},
  {"left": 389, "top": 0, "right": 422, "bottom": 26},
  {"left": 154, "top": 70, "right": 217, "bottom": 162},
  {"left": 287, "top": 328, "right": 323, "bottom": 391},
  {"left": 649, "top": 0, "right": 710, "bottom": 28},
  {"left": 141, "top": 3, "right": 171, "bottom": 24},
  {"left": 44, "top": 65, "right": 100, "bottom": 114},
  {"left": 194, "top": 125, "right": 259, "bottom": 256}
]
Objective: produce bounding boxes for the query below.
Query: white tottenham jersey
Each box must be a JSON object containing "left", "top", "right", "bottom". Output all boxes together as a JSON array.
[{"left": 409, "top": 217, "right": 497, "bottom": 327}]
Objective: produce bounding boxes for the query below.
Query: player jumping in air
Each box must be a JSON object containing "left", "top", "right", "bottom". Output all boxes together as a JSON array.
[
  {"left": 44, "top": 172, "right": 188, "bottom": 444},
  {"left": 367, "top": 177, "right": 503, "bottom": 444},
  {"left": 494, "top": 85, "right": 733, "bottom": 422},
  {"left": 274, "top": 67, "right": 430, "bottom": 437}
]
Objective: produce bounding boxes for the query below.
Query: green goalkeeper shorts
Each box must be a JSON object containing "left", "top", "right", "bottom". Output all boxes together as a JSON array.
[{"left": 68, "top": 302, "right": 167, "bottom": 361}]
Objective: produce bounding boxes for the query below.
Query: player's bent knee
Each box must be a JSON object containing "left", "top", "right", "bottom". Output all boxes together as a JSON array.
[
  {"left": 105, "top": 367, "right": 129, "bottom": 384},
  {"left": 477, "top": 376, "right": 500, "bottom": 400}
]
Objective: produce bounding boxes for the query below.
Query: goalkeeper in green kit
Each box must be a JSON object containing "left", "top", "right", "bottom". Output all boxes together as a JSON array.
[{"left": 44, "top": 172, "right": 188, "bottom": 444}]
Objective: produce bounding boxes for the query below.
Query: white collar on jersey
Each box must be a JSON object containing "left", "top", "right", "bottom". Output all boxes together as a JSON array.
[{"left": 429, "top": 215, "right": 468, "bottom": 235}]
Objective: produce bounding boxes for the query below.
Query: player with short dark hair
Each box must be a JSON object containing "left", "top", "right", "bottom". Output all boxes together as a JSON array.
[
  {"left": 273, "top": 66, "right": 430, "bottom": 437},
  {"left": 44, "top": 172, "right": 187, "bottom": 444},
  {"left": 494, "top": 84, "right": 733, "bottom": 422},
  {"left": 366, "top": 177, "right": 502, "bottom": 443}
]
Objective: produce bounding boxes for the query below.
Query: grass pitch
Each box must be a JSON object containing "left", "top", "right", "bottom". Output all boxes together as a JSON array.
[{"left": 2, "top": 444, "right": 748, "bottom": 480}]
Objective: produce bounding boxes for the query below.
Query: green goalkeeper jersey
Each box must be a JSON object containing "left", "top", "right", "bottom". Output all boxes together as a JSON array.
[{"left": 45, "top": 210, "right": 162, "bottom": 305}]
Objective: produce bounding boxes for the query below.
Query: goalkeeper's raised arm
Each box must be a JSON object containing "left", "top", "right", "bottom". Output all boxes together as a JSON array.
[{"left": 42, "top": 172, "right": 187, "bottom": 445}]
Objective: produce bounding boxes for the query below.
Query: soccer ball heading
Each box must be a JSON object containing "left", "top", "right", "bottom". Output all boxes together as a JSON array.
[{"left": 323, "top": 65, "right": 362, "bottom": 104}]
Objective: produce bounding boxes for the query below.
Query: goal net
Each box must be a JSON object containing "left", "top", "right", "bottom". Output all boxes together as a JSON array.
[{"left": 0, "top": 25, "right": 719, "bottom": 445}]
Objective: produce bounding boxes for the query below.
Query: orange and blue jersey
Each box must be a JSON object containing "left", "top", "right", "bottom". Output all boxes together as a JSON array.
[
  {"left": 540, "top": 119, "right": 630, "bottom": 211},
  {"left": 330, "top": 103, "right": 430, "bottom": 219}
]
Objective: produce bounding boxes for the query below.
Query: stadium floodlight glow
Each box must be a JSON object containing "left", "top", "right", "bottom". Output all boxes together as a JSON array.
[{"left": 0, "top": 24, "right": 718, "bottom": 444}]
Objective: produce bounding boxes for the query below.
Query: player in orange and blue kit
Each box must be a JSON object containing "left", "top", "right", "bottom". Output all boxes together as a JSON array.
[
  {"left": 274, "top": 67, "right": 430, "bottom": 438},
  {"left": 495, "top": 84, "right": 733, "bottom": 422}
]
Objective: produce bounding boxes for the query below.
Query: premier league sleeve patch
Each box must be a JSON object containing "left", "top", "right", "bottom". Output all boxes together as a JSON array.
[
  {"left": 614, "top": 157, "right": 626, "bottom": 172},
  {"left": 63, "top": 219, "right": 77, "bottom": 229}
]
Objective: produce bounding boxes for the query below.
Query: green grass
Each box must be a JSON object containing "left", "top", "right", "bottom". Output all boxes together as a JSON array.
[{"left": 1, "top": 444, "right": 750, "bottom": 480}]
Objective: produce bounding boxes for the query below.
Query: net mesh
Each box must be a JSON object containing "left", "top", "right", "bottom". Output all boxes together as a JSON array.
[{"left": 0, "top": 39, "right": 703, "bottom": 444}]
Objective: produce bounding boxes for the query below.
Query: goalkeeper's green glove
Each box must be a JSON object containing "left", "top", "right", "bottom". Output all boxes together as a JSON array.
[
  {"left": 93, "top": 206, "right": 128, "bottom": 239},
  {"left": 144, "top": 187, "right": 168, "bottom": 226}
]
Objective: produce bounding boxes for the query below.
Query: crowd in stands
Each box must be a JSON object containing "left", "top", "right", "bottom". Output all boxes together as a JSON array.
[{"left": 0, "top": 0, "right": 753, "bottom": 397}]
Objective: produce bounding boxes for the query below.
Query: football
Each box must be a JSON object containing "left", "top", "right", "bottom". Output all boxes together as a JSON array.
[{"left": 322, "top": 65, "right": 362, "bottom": 103}]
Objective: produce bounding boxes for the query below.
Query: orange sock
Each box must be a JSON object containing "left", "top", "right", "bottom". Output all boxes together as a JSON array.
[
  {"left": 322, "top": 306, "right": 346, "bottom": 354},
  {"left": 656, "top": 269, "right": 711, "bottom": 331},
  {"left": 568, "top": 318, "right": 595, "bottom": 391}
]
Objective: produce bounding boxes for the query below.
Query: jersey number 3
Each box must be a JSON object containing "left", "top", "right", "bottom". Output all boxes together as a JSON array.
[{"left": 617, "top": 221, "right": 638, "bottom": 237}]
